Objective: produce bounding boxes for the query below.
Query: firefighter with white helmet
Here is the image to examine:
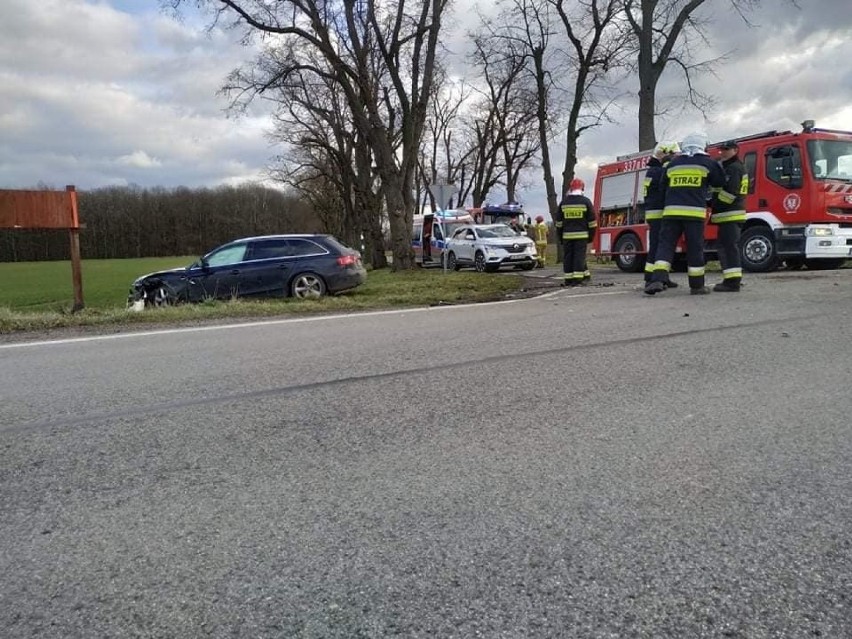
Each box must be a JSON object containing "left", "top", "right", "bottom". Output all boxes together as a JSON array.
[
  {"left": 643, "top": 141, "right": 681, "bottom": 287},
  {"left": 645, "top": 132, "right": 727, "bottom": 295},
  {"left": 555, "top": 178, "right": 598, "bottom": 286}
]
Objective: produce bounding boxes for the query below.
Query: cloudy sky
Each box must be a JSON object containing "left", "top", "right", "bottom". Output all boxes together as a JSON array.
[{"left": 1, "top": 0, "right": 851, "bottom": 215}]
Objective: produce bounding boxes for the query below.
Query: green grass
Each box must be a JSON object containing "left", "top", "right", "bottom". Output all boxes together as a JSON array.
[{"left": 0, "top": 258, "right": 523, "bottom": 334}]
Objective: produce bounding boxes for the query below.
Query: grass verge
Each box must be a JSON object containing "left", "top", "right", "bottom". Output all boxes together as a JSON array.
[{"left": 0, "top": 261, "right": 524, "bottom": 334}]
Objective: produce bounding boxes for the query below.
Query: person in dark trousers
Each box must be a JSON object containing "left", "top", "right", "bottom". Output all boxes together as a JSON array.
[
  {"left": 710, "top": 140, "right": 748, "bottom": 291},
  {"left": 555, "top": 178, "right": 597, "bottom": 287},
  {"left": 643, "top": 141, "right": 680, "bottom": 287},
  {"left": 645, "top": 132, "right": 727, "bottom": 295}
]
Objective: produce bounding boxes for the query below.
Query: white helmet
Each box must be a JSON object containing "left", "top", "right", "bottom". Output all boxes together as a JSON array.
[{"left": 680, "top": 132, "right": 708, "bottom": 156}]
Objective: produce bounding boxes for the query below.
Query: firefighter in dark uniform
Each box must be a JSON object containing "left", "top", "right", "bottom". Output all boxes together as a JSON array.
[
  {"left": 710, "top": 140, "right": 748, "bottom": 291},
  {"left": 643, "top": 141, "right": 680, "bottom": 286},
  {"left": 645, "top": 132, "right": 727, "bottom": 295},
  {"left": 555, "top": 178, "right": 597, "bottom": 286}
]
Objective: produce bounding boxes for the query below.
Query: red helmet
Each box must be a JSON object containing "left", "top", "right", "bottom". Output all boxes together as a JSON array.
[
  {"left": 570, "top": 178, "right": 585, "bottom": 192},
  {"left": 535, "top": 215, "right": 545, "bottom": 223}
]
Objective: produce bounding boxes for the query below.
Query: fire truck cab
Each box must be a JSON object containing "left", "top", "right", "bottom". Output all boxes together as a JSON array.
[{"left": 592, "top": 122, "right": 852, "bottom": 272}]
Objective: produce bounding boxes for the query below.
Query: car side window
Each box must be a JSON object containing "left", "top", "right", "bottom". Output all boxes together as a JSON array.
[
  {"left": 205, "top": 244, "right": 248, "bottom": 267},
  {"left": 451, "top": 228, "right": 466, "bottom": 240},
  {"left": 465, "top": 230, "right": 475, "bottom": 239},
  {"left": 248, "top": 239, "right": 291, "bottom": 260},
  {"left": 288, "top": 239, "right": 326, "bottom": 256}
]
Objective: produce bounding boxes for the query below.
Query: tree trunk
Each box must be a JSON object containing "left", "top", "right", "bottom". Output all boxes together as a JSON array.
[{"left": 637, "top": 70, "right": 658, "bottom": 151}]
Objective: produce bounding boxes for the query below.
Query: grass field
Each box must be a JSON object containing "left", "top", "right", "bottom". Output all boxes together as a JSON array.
[
  {"left": 0, "top": 257, "right": 524, "bottom": 333},
  {"left": 0, "top": 256, "right": 195, "bottom": 311}
]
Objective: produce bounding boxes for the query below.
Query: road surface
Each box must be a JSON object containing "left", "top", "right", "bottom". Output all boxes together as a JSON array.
[{"left": 2, "top": 268, "right": 851, "bottom": 637}]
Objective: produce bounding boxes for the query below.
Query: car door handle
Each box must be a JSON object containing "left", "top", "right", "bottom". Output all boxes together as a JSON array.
[{"left": 230, "top": 269, "right": 240, "bottom": 274}]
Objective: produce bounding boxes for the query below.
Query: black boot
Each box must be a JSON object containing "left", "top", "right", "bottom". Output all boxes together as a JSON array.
[
  {"left": 713, "top": 281, "right": 741, "bottom": 292},
  {"left": 644, "top": 281, "right": 665, "bottom": 295},
  {"left": 690, "top": 286, "right": 711, "bottom": 295}
]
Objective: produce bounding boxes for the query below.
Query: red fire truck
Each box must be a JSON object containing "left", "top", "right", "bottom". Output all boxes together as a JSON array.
[{"left": 591, "top": 121, "right": 852, "bottom": 272}]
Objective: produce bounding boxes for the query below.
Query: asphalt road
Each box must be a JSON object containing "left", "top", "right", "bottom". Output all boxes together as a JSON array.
[{"left": 2, "top": 267, "right": 851, "bottom": 638}]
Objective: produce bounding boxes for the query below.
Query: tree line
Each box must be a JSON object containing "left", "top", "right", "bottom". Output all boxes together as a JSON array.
[{"left": 0, "top": 184, "right": 334, "bottom": 263}]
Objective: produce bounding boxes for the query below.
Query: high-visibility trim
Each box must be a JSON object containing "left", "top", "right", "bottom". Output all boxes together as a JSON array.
[
  {"left": 588, "top": 221, "right": 598, "bottom": 228},
  {"left": 739, "top": 175, "right": 749, "bottom": 195},
  {"left": 653, "top": 260, "right": 671, "bottom": 272},
  {"left": 572, "top": 273, "right": 584, "bottom": 280},
  {"left": 645, "top": 208, "right": 663, "bottom": 220},
  {"left": 688, "top": 266, "right": 705, "bottom": 276},
  {"left": 562, "top": 232, "right": 589, "bottom": 240},
  {"left": 662, "top": 206, "right": 707, "bottom": 219},
  {"left": 666, "top": 165, "right": 709, "bottom": 188},
  {"left": 717, "top": 189, "right": 737, "bottom": 204},
  {"left": 644, "top": 262, "right": 655, "bottom": 273},
  {"left": 723, "top": 268, "right": 743, "bottom": 279},
  {"left": 710, "top": 210, "right": 746, "bottom": 223},
  {"left": 561, "top": 205, "right": 587, "bottom": 219},
  {"left": 563, "top": 273, "right": 575, "bottom": 280},
  {"left": 643, "top": 178, "right": 652, "bottom": 197},
  {"left": 583, "top": 270, "right": 591, "bottom": 277}
]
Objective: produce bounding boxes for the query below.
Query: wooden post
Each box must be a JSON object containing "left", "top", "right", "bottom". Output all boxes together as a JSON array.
[{"left": 67, "top": 185, "right": 84, "bottom": 312}]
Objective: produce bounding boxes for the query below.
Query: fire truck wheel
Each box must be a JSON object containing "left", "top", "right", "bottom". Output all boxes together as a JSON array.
[
  {"left": 740, "top": 226, "right": 778, "bottom": 272},
  {"left": 613, "top": 233, "right": 645, "bottom": 273}
]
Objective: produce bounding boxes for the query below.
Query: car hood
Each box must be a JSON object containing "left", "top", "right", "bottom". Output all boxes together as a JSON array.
[
  {"left": 132, "top": 267, "right": 187, "bottom": 286},
  {"left": 483, "top": 237, "right": 533, "bottom": 246}
]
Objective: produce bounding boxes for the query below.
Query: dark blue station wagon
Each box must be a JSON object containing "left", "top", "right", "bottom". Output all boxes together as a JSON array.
[{"left": 128, "top": 234, "right": 367, "bottom": 307}]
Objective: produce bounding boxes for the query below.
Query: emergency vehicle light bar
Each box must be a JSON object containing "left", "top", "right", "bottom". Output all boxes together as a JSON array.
[{"left": 615, "top": 149, "right": 653, "bottom": 161}]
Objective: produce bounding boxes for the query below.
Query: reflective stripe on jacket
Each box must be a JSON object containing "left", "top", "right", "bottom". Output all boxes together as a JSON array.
[
  {"left": 710, "top": 156, "right": 748, "bottom": 223},
  {"left": 661, "top": 154, "right": 727, "bottom": 220},
  {"left": 643, "top": 157, "right": 665, "bottom": 220},
  {"left": 555, "top": 194, "right": 597, "bottom": 241}
]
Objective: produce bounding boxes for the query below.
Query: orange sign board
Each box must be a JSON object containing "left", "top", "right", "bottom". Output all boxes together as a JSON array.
[{"left": 0, "top": 188, "right": 80, "bottom": 229}]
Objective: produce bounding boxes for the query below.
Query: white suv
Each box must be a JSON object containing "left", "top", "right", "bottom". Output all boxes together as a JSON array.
[{"left": 445, "top": 224, "right": 537, "bottom": 272}]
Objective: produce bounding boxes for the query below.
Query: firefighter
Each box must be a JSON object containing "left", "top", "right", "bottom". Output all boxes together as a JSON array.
[
  {"left": 533, "top": 215, "right": 548, "bottom": 268},
  {"left": 643, "top": 141, "right": 681, "bottom": 287},
  {"left": 644, "top": 132, "right": 727, "bottom": 295},
  {"left": 710, "top": 140, "right": 748, "bottom": 291},
  {"left": 555, "top": 178, "right": 597, "bottom": 286}
]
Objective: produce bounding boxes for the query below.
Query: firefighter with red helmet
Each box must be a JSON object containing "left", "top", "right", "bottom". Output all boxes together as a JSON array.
[
  {"left": 555, "top": 178, "right": 597, "bottom": 286},
  {"left": 533, "top": 214, "right": 548, "bottom": 268},
  {"left": 710, "top": 140, "right": 748, "bottom": 291},
  {"left": 643, "top": 141, "right": 680, "bottom": 287},
  {"left": 645, "top": 132, "right": 727, "bottom": 295}
]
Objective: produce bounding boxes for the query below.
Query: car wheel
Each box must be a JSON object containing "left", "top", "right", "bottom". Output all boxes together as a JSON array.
[
  {"left": 519, "top": 262, "right": 535, "bottom": 271},
  {"left": 740, "top": 225, "right": 778, "bottom": 272},
  {"left": 150, "top": 283, "right": 177, "bottom": 307},
  {"left": 290, "top": 272, "right": 327, "bottom": 298},
  {"left": 447, "top": 251, "right": 461, "bottom": 271},
  {"left": 613, "top": 233, "right": 645, "bottom": 272},
  {"left": 474, "top": 251, "right": 487, "bottom": 273}
]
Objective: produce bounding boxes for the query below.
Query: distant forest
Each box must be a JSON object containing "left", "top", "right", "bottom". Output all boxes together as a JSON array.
[{"left": 0, "top": 184, "right": 337, "bottom": 263}]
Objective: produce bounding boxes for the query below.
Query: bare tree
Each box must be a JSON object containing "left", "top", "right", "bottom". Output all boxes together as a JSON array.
[
  {"left": 553, "top": 0, "right": 628, "bottom": 194},
  {"left": 164, "top": 0, "right": 449, "bottom": 270},
  {"left": 466, "top": 21, "right": 542, "bottom": 207},
  {"left": 417, "top": 71, "right": 476, "bottom": 211},
  {"left": 624, "top": 0, "right": 761, "bottom": 150}
]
